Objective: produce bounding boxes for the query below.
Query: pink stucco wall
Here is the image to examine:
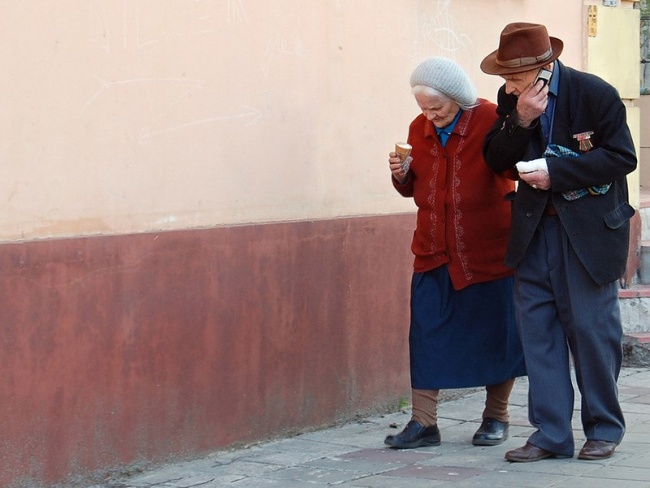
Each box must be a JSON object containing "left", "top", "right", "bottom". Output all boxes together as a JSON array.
[{"left": 0, "top": 215, "right": 414, "bottom": 486}]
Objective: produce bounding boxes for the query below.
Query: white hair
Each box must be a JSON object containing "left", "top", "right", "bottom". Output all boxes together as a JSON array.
[{"left": 411, "top": 85, "right": 478, "bottom": 111}]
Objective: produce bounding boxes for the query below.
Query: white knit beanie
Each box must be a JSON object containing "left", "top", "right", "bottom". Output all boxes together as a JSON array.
[{"left": 410, "top": 57, "right": 477, "bottom": 107}]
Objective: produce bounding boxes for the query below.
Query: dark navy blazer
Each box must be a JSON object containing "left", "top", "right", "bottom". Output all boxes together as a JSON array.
[{"left": 483, "top": 61, "right": 637, "bottom": 285}]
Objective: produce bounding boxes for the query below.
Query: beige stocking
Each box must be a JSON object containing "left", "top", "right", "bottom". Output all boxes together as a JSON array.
[
  {"left": 483, "top": 378, "right": 515, "bottom": 422},
  {"left": 411, "top": 388, "right": 439, "bottom": 426}
]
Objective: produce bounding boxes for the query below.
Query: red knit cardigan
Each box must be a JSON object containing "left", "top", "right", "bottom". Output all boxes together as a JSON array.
[{"left": 393, "top": 99, "right": 514, "bottom": 290}]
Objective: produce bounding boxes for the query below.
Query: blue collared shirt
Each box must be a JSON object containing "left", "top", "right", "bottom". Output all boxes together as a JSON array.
[
  {"left": 435, "top": 109, "right": 463, "bottom": 147},
  {"left": 540, "top": 65, "right": 560, "bottom": 145}
]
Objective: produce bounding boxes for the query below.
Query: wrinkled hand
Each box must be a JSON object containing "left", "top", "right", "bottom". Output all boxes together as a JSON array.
[
  {"left": 517, "top": 158, "right": 550, "bottom": 190},
  {"left": 516, "top": 81, "right": 548, "bottom": 127},
  {"left": 389, "top": 151, "right": 407, "bottom": 183},
  {"left": 519, "top": 170, "right": 550, "bottom": 190}
]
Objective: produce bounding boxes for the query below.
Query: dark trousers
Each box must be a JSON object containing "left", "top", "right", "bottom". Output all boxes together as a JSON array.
[{"left": 514, "top": 215, "right": 625, "bottom": 456}]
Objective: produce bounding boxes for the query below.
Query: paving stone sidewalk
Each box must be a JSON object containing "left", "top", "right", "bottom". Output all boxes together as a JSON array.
[{"left": 92, "top": 368, "right": 650, "bottom": 488}]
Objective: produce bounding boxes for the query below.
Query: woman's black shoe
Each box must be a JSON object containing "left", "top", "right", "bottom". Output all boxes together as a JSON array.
[
  {"left": 384, "top": 420, "right": 441, "bottom": 449},
  {"left": 472, "top": 418, "right": 509, "bottom": 446}
]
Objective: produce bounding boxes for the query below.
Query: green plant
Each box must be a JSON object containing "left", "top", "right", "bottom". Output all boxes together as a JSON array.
[{"left": 397, "top": 397, "right": 410, "bottom": 411}]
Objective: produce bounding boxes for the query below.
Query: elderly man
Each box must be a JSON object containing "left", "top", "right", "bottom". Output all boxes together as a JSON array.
[{"left": 480, "top": 22, "right": 637, "bottom": 462}]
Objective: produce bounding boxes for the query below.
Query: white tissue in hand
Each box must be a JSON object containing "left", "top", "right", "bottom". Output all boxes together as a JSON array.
[
  {"left": 401, "top": 156, "right": 413, "bottom": 173},
  {"left": 516, "top": 158, "right": 548, "bottom": 174}
]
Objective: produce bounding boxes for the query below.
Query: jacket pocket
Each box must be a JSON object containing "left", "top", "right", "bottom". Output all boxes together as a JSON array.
[{"left": 604, "top": 202, "right": 635, "bottom": 229}]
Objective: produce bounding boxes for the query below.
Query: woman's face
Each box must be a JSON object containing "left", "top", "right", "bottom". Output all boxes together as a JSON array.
[{"left": 414, "top": 92, "right": 460, "bottom": 128}]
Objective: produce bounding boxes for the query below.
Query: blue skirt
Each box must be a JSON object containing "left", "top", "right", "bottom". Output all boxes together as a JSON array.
[{"left": 409, "top": 266, "right": 526, "bottom": 389}]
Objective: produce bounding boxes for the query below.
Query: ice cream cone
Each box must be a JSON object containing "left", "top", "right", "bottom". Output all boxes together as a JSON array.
[{"left": 395, "top": 142, "right": 412, "bottom": 162}]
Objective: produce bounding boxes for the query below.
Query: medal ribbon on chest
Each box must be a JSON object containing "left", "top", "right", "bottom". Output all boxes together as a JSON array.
[{"left": 572, "top": 131, "right": 594, "bottom": 152}]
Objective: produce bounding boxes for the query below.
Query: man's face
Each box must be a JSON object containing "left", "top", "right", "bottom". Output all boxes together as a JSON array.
[{"left": 500, "top": 69, "right": 540, "bottom": 97}]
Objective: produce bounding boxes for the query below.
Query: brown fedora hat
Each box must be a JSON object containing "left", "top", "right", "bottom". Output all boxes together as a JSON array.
[{"left": 480, "top": 22, "right": 563, "bottom": 75}]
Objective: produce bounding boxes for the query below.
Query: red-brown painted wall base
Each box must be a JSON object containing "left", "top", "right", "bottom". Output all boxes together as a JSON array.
[{"left": 0, "top": 214, "right": 414, "bottom": 487}]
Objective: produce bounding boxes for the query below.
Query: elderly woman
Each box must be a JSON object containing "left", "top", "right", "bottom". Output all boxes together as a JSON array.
[{"left": 385, "top": 57, "right": 526, "bottom": 449}]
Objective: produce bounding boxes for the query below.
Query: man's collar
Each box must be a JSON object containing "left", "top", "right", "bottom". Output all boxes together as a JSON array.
[{"left": 548, "top": 63, "right": 560, "bottom": 96}]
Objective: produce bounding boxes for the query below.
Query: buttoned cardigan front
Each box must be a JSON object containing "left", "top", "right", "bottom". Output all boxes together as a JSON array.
[{"left": 393, "top": 99, "right": 514, "bottom": 290}]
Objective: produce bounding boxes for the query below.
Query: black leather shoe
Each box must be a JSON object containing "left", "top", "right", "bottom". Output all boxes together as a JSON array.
[
  {"left": 384, "top": 420, "right": 441, "bottom": 449},
  {"left": 472, "top": 418, "right": 509, "bottom": 446},
  {"left": 578, "top": 440, "right": 617, "bottom": 460}
]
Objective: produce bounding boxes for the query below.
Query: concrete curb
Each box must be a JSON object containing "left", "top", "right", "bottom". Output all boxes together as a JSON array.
[{"left": 623, "top": 333, "right": 650, "bottom": 367}]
